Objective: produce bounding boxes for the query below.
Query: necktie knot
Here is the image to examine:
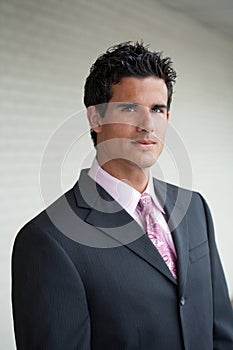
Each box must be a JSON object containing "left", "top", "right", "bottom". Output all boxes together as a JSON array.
[
  {"left": 138, "top": 193, "right": 154, "bottom": 218},
  {"left": 138, "top": 192, "right": 157, "bottom": 220},
  {"left": 140, "top": 192, "right": 152, "bottom": 205}
]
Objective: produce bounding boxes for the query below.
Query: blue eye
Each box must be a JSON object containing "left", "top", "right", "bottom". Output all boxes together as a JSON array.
[
  {"left": 153, "top": 107, "right": 162, "bottom": 113},
  {"left": 122, "top": 106, "right": 136, "bottom": 112},
  {"left": 151, "top": 105, "right": 167, "bottom": 114}
]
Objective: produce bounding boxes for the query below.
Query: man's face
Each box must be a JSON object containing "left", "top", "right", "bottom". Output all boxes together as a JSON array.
[{"left": 91, "top": 76, "right": 170, "bottom": 177}]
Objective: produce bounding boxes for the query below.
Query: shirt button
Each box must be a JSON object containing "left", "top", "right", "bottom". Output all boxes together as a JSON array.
[{"left": 180, "top": 296, "right": 185, "bottom": 306}]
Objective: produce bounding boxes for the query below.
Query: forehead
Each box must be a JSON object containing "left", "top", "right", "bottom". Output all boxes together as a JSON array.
[{"left": 109, "top": 76, "right": 168, "bottom": 105}]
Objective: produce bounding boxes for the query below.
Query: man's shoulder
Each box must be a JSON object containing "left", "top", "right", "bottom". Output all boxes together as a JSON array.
[
  {"left": 153, "top": 177, "right": 194, "bottom": 194},
  {"left": 152, "top": 177, "right": 199, "bottom": 200},
  {"left": 15, "top": 186, "right": 77, "bottom": 245},
  {"left": 152, "top": 177, "right": 207, "bottom": 214},
  {"left": 18, "top": 169, "right": 90, "bottom": 233}
]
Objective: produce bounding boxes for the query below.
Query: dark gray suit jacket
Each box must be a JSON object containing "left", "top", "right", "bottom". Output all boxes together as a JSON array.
[{"left": 12, "top": 169, "right": 233, "bottom": 349}]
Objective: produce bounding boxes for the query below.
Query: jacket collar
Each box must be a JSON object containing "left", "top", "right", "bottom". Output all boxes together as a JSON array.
[{"left": 73, "top": 169, "right": 190, "bottom": 290}]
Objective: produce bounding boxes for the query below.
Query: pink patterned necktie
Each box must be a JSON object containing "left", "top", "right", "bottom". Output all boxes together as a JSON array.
[{"left": 138, "top": 193, "right": 177, "bottom": 279}]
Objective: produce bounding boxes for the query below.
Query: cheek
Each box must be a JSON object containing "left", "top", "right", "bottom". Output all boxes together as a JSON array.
[
  {"left": 103, "top": 124, "right": 134, "bottom": 140},
  {"left": 154, "top": 119, "right": 168, "bottom": 139}
]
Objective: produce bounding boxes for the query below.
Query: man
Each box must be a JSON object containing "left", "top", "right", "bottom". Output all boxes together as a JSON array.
[{"left": 12, "top": 42, "right": 233, "bottom": 349}]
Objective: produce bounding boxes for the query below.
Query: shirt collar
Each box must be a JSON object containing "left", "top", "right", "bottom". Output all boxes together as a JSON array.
[
  {"left": 146, "top": 176, "right": 165, "bottom": 214},
  {"left": 88, "top": 158, "right": 165, "bottom": 215}
]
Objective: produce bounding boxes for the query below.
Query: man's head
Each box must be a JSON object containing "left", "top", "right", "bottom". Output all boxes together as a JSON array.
[{"left": 84, "top": 41, "right": 177, "bottom": 146}]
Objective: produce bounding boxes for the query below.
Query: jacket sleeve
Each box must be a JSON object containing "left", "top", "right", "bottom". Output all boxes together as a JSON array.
[
  {"left": 12, "top": 223, "right": 91, "bottom": 350},
  {"left": 200, "top": 195, "right": 233, "bottom": 349}
]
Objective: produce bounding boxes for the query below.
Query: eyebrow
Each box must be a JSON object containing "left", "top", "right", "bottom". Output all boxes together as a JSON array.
[
  {"left": 152, "top": 104, "right": 168, "bottom": 110},
  {"left": 116, "top": 102, "right": 168, "bottom": 110},
  {"left": 116, "top": 102, "right": 138, "bottom": 108}
]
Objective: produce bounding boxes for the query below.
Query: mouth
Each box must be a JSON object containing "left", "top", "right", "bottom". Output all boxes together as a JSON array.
[{"left": 132, "top": 139, "right": 157, "bottom": 148}]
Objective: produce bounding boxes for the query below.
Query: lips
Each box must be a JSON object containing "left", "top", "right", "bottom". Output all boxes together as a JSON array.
[
  {"left": 131, "top": 139, "right": 157, "bottom": 150},
  {"left": 136, "top": 140, "right": 155, "bottom": 144},
  {"left": 134, "top": 138, "right": 156, "bottom": 145}
]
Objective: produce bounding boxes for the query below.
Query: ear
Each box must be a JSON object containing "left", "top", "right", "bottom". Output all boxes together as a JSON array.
[{"left": 87, "top": 106, "right": 102, "bottom": 133}]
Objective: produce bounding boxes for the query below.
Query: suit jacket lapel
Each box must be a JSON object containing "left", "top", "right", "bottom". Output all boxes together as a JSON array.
[
  {"left": 153, "top": 178, "right": 189, "bottom": 295},
  {"left": 74, "top": 169, "right": 145, "bottom": 247},
  {"left": 74, "top": 170, "right": 189, "bottom": 288}
]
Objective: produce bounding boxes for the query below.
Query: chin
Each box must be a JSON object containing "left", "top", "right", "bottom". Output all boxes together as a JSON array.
[{"left": 130, "top": 156, "right": 159, "bottom": 170}]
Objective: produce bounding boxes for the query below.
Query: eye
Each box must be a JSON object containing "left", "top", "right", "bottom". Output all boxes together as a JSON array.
[
  {"left": 122, "top": 106, "right": 137, "bottom": 112},
  {"left": 152, "top": 107, "right": 162, "bottom": 113}
]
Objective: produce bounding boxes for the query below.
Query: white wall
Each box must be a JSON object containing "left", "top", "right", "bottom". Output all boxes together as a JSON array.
[{"left": 1, "top": 0, "right": 233, "bottom": 348}]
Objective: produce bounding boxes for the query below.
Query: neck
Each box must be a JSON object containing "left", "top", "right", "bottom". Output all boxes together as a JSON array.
[{"left": 97, "top": 157, "right": 150, "bottom": 193}]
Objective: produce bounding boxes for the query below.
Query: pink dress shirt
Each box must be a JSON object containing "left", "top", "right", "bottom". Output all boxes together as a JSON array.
[{"left": 88, "top": 158, "right": 176, "bottom": 256}]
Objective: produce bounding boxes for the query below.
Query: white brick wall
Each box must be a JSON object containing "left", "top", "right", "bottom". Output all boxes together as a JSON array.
[{"left": 1, "top": 0, "right": 233, "bottom": 348}]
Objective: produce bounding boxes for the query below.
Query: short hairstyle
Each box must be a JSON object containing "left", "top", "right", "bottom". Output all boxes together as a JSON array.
[{"left": 84, "top": 41, "right": 177, "bottom": 146}]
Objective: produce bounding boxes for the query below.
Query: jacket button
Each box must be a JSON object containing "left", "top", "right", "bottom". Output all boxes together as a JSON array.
[{"left": 180, "top": 296, "right": 185, "bottom": 306}]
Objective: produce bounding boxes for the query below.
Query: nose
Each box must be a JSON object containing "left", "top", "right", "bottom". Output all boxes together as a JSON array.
[{"left": 136, "top": 107, "right": 154, "bottom": 133}]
